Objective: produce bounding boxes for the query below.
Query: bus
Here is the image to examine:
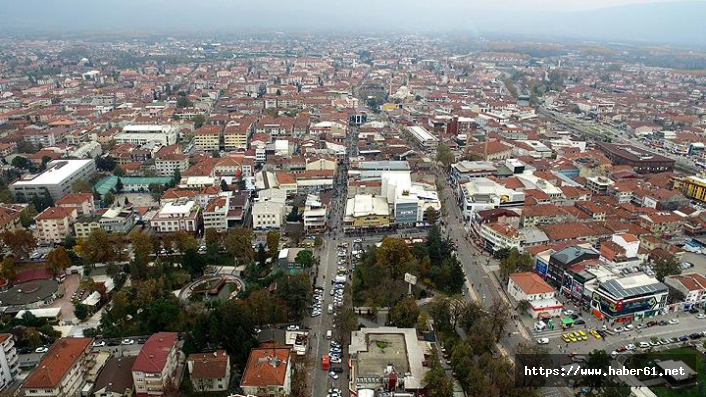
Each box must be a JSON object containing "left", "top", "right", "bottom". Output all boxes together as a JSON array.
[{"left": 322, "top": 354, "right": 329, "bottom": 370}]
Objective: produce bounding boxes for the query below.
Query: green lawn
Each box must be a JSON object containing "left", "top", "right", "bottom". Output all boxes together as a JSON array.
[{"left": 628, "top": 347, "right": 706, "bottom": 397}]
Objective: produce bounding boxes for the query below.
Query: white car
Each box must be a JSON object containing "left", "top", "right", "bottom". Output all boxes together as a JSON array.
[
  {"left": 286, "top": 325, "right": 300, "bottom": 331},
  {"left": 35, "top": 346, "right": 49, "bottom": 354},
  {"left": 626, "top": 344, "right": 636, "bottom": 351},
  {"left": 329, "top": 371, "right": 339, "bottom": 380},
  {"left": 92, "top": 340, "right": 106, "bottom": 347},
  {"left": 121, "top": 339, "right": 135, "bottom": 345},
  {"left": 696, "top": 313, "right": 706, "bottom": 319},
  {"left": 668, "top": 319, "right": 680, "bottom": 325},
  {"left": 638, "top": 342, "right": 650, "bottom": 349},
  {"left": 625, "top": 324, "right": 635, "bottom": 331},
  {"left": 563, "top": 310, "right": 574, "bottom": 316},
  {"left": 536, "top": 338, "right": 549, "bottom": 345}
]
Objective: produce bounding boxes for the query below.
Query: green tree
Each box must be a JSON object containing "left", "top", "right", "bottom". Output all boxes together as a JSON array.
[
  {"left": 488, "top": 298, "right": 510, "bottom": 342},
  {"left": 173, "top": 169, "right": 182, "bottom": 185},
  {"left": 220, "top": 179, "right": 229, "bottom": 192},
  {"left": 80, "top": 229, "right": 116, "bottom": 265},
  {"left": 176, "top": 96, "right": 192, "bottom": 108},
  {"left": 193, "top": 114, "right": 205, "bottom": 129},
  {"left": 516, "top": 299, "right": 532, "bottom": 315},
  {"left": 266, "top": 230, "right": 280, "bottom": 259},
  {"left": 73, "top": 303, "right": 89, "bottom": 321},
  {"left": 1, "top": 229, "right": 37, "bottom": 259},
  {"left": 424, "top": 350, "right": 455, "bottom": 397},
  {"left": 276, "top": 275, "right": 312, "bottom": 321},
  {"left": 0, "top": 256, "right": 17, "bottom": 286},
  {"left": 115, "top": 177, "right": 124, "bottom": 193},
  {"left": 19, "top": 205, "right": 38, "bottom": 228},
  {"left": 334, "top": 307, "right": 358, "bottom": 345},
  {"left": 424, "top": 207, "right": 440, "bottom": 225},
  {"left": 389, "top": 296, "right": 420, "bottom": 328},
  {"left": 376, "top": 237, "right": 413, "bottom": 280},
  {"left": 295, "top": 249, "right": 315, "bottom": 268},
  {"left": 225, "top": 228, "right": 255, "bottom": 265},
  {"left": 583, "top": 349, "right": 612, "bottom": 392},
  {"left": 173, "top": 230, "right": 198, "bottom": 253},
  {"left": 103, "top": 191, "right": 115, "bottom": 206},
  {"left": 435, "top": 143, "right": 455, "bottom": 169},
  {"left": 63, "top": 234, "right": 76, "bottom": 250},
  {"left": 11, "top": 156, "right": 31, "bottom": 169},
  {"left": 71, "top": 179, "right": 93, "bottom": 193},
  {"left": 499, "top": 248, "right": 534, "bottom": 280},
  {"left": 130, "top": 231, "right": 154, "bottom": 265},
  {"left": 654, "top": 256, "right": 681, "bottom": 282},
  {"left": 46, "top": 246, "right": 71, "bottom": 277}
]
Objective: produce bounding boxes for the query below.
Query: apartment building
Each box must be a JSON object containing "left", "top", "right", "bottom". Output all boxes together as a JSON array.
[
  {"left": 155, "top": 153, "right": 189, "bottom": 177},
  {"left": 35, "top": 207, "right": 78, "bottom": 244},
  {"left": 193, "top": 125, "right": 222, "bottom": 151},
  {"left": 55, "top": 192, "right": 95, "bottom": 215},
  {"left": 240, "top": 348, "right": 292, "bottom": 397},
  {"left": 23, "top": 126, "right": 67, "bottom": 147},
  {"left": 149, "top": 199, "right": 203, "bottom": 233},
  {"left": 0, "top": 334, "right": 19, "bottom": 392},
  {"left": 187, "top": 350, "right": 230, "bottom": 392},
  {"left": 203, "top": 195, "right": 229, "bottom": 232},
  {"left": 132, "top": 332, "right": 180, "bottom": 397},
  {"left": 21, "top": 338, "right": 94, "bottom": 397},
  {"left": 223, "top": 120, "right": 252, "bottom": 151},
  {"left": 74, "top": 214, "right": 102, "bottom": 239}
]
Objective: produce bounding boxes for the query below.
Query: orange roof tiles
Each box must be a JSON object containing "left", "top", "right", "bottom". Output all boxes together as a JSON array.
[
  {"left": 241, "top": 348, "right": 290, "bottom": 388},
  {"left": 22, "top": 338, "right": 91, "bottom": 389},
  {"left": 509, "top": 272, "right": 556, "bottom": 295}
]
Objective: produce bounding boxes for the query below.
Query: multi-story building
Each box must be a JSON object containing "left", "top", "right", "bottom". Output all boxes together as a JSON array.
[
  {"left": 0, "top": 334, "right": 19, "bottom": 392},
  {"left": 681, "top": 175, "right": 706, "bottom": 204},
  {"left": 664, "top": 273, "right": 706, "bottom": 310},
  {"left": 55, "top": 192, "right": 95, "bottom": 215},
  {"left": 23, "top": 126, "right": 67, "bottom": 147},
  {"left": 35, "top": 207, "right": 78, "bottom": 244},
  {"left": 21, "top": 338, "right": 94, "bottom": 397},
  {"left": 589, "top": 273, "right": 668, "bottom": 322},
  {"left": 100, "top": 207, "right": 137, "bottom": 234},
  {"left": 149, "top": 199, "right": 203, "bottom": 233},
  {"left": 187, "top": 350, "right": 230, "bottom": 392},
  {"left": 507, "top": 272, "right": 563, "bottom": 319},
  {"left": 203, "top": 195, "right": 229, "bottom": 232},
  {"left": 240, "top": 348, "right": 292, "bottom": 397},
  {"left": 74, "top": 214, "right": 102, "bottom": 239},
  {"left": 586, "top": 176, "right": 614, "bottom": 196},
  {"left": 114, "top": 125, "right": 179, "bottom": 146},
  {"left": 155, "top": 153, "right": 189, "bottom": 177},
  {"left": 223, "top": 120, "right": 252, "bottom": 151},
  {"left": 303, "top": 194, "right": 327, "bottom": 232},
  {"left": 193, "top": 126, "right": 222, "bottom": 151},
  {"left": 10, "top": 159, "right": 97, "bottom": 201},
  {"left": 596, "top": 143, "right": 675, "bottom": 174},
  {"left": 252, "top": 201, "right": 285, "bottom": 230},
  {"left": 132, "top": 332, "right": 180, "bottom": 397},
  {"left": 0, "top": 204, "right": 24, "bottom": 233},
  {"left": 479, "top": 222, "right": 524, "bottom": 252}
]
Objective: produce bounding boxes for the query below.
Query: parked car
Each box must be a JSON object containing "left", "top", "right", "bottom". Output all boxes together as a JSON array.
[
  {"left": 121, "top": 339, "right": 135, "bottom": 345},
  {"left": 35, "top": 346, "right": 49, "bottom": 354}
]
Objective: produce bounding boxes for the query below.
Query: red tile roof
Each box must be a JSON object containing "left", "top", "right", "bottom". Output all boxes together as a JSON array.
[
  {"left": 22, "top": 338, "right": 91, "bottom": 389},
  {"left": 241, "top": 348, "right": 290, "bottom": 387},
  {"left": 35, "top": 206, "right": 75, "bottom": 221},
  {"left": 188, "top": 350, "right": 229, "bottom": 379},
  {"left": 132, "top": 332, "right": 177, "bottom": 374},
  {"left": 509, "top": 272, "right": 556, "bottom": 295}
]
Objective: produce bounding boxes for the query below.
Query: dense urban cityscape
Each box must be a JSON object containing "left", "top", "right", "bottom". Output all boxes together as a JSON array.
[{"left": 0, "top": 2, "right": 706, "bottom": 397}]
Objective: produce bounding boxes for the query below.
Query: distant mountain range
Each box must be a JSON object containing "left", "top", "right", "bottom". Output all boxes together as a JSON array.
[{"left": 1, "top": 1, "right": 706, "bottom": 48}]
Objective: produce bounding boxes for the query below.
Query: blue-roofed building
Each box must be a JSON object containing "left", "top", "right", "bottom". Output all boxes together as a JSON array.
[{"left": 589, "top": 273, "right": 668, "bottom": 322}]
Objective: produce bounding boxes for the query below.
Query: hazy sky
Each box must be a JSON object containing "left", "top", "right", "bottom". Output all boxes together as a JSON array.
[{"left": 1, "top": 0, "right": 706, "bottom": 46}]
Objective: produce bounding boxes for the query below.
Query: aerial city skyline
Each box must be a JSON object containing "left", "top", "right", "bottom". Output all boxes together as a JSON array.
[{"left": 0, "top": 2, "right": 705, "bottom": 397}]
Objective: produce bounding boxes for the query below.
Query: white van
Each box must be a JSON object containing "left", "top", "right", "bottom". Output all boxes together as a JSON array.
[
  {"left": 327, "top": 304, "right": 334, "bottom": 314},
  {"left": 326, "top": 330, "right": 332, "bottom": 339}
]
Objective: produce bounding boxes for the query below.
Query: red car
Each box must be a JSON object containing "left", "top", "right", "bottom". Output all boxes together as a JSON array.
[{"left": 616, "top": 346, "right": 627, "bottom": 352}]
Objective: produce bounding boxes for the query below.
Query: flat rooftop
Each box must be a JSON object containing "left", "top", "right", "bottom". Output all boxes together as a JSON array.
[{"left": 12, "top": 159, "right": 93, "bottom": 186}]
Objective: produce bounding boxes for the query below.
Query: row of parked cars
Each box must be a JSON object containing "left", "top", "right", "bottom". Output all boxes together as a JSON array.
[
  {"left": 611, "top": 331, "right": 706, "bottom": 357},
  {"left": 18, "top": 337, "right": 147, "bottom": 355}
]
